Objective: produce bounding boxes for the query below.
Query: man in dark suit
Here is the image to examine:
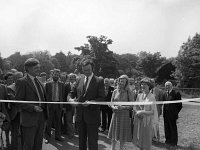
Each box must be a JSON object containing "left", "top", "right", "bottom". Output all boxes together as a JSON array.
[
  {"left": 45, "top": 69, "right": 66, "bottom": 142},
  {"left": 15, "top": 58, "right": 48, "bottom": 150},
  {"left": 7, "top": 71, "right": 23, "bottom": 150},
  {"left": 163, "top": 81, "right": 182, "bottom": 147},
  {"left": 0, "top": 83, "right": 10, "bottom": 126},
  {"left": 72, "top": 59, "right": 105, "bottom": 150},
  {"left": 99, "top": 78, "right": 114, "bottom": 132}
]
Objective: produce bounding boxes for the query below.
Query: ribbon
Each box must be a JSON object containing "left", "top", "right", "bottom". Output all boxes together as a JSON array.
[{"left": 0, "top": 98, "right": 200, "bottom": 106}]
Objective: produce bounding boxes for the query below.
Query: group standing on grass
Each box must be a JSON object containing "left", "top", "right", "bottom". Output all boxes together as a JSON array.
[{"left": 0, "top": 57, "right": 182, "bottom": 150}]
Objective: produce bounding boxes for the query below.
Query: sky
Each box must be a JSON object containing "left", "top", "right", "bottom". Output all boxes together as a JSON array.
[{"left": 0, "top": 0, "right": 200, "bottom": 58}]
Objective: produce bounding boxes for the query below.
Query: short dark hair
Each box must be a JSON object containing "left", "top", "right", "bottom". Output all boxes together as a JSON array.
[
  {"left": 40, "top": 72, "right": 47, "bottom": 77},
  {"left": 4, "top": 72, "right": 13, "bottom": 80},
  {"left": 81, "top": 59, "right": 94, "bottom": 69},
  {"left": 24, "top": 58, "right": 40, "bottom": 72},
  {"left": 53, "top": 68, "right": 61, "bottom": 73}
]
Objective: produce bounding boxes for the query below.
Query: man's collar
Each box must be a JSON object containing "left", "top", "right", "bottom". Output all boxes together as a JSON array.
[
  {"left": 27, "top": 73, "right": 35, "bottom": 80},
  {"left": 168, "top": 88, "right": 173, "bottom": 93},
  {"left": 85, "top": 72, "right": 93, "bottom": 80},
  {"left": 53, "top": 80, "right": 59, "bottom": 83}
]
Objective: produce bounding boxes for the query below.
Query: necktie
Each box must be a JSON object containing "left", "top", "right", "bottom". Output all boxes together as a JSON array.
[
  {"left": 167, "top": 91, "right": 170, "bottom": 98},
  {"left": 34, "top": 78, "right": 44, "bottom": 104},
  {"left": 83, "top": 77, "right": 88, "bottom": 96},
  {"left": 52, "top": 82, "right": 58, "bottom": 101},
  {"left": 105, "top": 87, "right": 108, "bottom": 96}
]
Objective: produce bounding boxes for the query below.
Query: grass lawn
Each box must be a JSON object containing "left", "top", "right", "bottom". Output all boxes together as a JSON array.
[{"left": 124, "top": 103, "right": 200, "bottom": 150}]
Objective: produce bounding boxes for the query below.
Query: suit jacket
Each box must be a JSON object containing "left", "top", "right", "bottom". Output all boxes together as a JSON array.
[
  {"left": 15, "top": 75, "right": 48, "bottom": 127},
  {"left": 101, "top": 86, "right": 114, "bottom": 110},
  {"left": 73, "top": 74, "right": 105, "bottom": 124},
  {"left": 45, "top": 81, "right": 66, "bottom": 109},
  {"left": 0, "top": 84, "right": 10, "bottom": 122},
  {"left": 7, "top": 84, "right": 19, "bottom": 121},
  {"left": 105, "top": 86, "right": 114, "bottom": 102},
  {"left": 163, "top": 89, "right": 182, "bottom": 120}
]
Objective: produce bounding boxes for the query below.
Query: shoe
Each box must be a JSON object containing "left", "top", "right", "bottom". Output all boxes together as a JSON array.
[
  {"left": 45, "top": 139, "right": 50, "bottom": 144},
  {"left": 98, "top": 127, "right": 105, "bottom": 132},
  {"left": 55, "top": 136, "right": 65, "bottom": 142}
]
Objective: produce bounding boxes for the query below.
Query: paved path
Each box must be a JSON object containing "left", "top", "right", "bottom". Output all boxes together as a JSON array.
[{"left": 42, "top": 132, "right": 112, "bottom": 150}]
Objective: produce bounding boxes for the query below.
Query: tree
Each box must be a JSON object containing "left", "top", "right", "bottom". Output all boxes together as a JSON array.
[
  {"left": 74, "top": 35, "right": 119, "bottom": 78},
  {"left": 3, "top": 59, "right": 12, "bottom": 72},
  {"left": 156, "top": 62, "right": 176, "bottom": 84},
  {"left": 51, "top": 57, "right": 61, "bottom": 69},
  {"left": 7, "top": 52, "right": 31, "bottom": 72},
  {"left": 174, "top": 33, "right": 200, "bottom": 88},
  {"left": 136, "top": 51, "right": 166, "bottom": 78},
  {"left": 65, "top": 51, "right": 77, "bottom": 73},
  {"left": 113, "top": 53, "right": 139, "bottom": 78},
  {"left": 0, "top": 53, "right": 3, "bottom": 71},
  {"left": 32, "top": 51, "right": 54, "bottom": 75},
  {"left": 54, "top": 51, "right": 69, "bottom": 72}
]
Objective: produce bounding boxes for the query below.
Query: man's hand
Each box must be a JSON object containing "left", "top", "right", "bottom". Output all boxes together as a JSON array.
[
  {"left": 62, "top": 108, "right": 66, "bottom": 113},
  {"left": 69, "top": 98, "right": 79, "bottom": 106},
  {"left": 117, "top": 106, "right": 127, "bottom": 110},
  {"left": 111, "top": 105, "right": 119, "bottom": 112},
  {"left": 136, "top": 110, "right": 144, "bottom": 119},
  {"left": 34, "top": 106, "right": 43, "bottom": 112},
  {"left": 82, "top": 100, "right": 90, "bottom": 107}
]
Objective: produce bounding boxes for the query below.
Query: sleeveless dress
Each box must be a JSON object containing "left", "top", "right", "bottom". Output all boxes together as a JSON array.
[
  {"left": 132, "top": 92, "right": 158, "bottom": 149},
  {"left": 107, "top": 89, "right": 133, "bottom": 142}
]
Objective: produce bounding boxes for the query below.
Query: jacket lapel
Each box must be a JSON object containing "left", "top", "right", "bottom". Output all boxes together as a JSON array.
[
  {"left": 25, "top": 75, "right": 38, "bottom": 96},
  {"left": 58, "top": 82, "right": 62, "bottom": 101},
  {"left": 84, "top": 75, "right": 95, "bottom": 97}
]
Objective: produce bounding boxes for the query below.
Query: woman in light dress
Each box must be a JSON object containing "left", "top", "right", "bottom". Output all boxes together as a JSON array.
[
  {"left": 108, "top": 75, "right": 135, "bottom": 150},
  {"left": 133, "top": 77, "right": 158, "bottom": 150}
]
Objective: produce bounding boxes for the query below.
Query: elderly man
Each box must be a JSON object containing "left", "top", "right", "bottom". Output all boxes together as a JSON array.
[
  {"left": 99, "top": 78, "right": 114, "bottom": 132},
  {"left": 163, "top": 81, "right": 182, "bottom": 147}
]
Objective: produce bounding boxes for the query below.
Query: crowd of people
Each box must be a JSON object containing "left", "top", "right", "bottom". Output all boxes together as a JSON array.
[{"left": 0, "top": 57, "right": 183, "bottom": 150}]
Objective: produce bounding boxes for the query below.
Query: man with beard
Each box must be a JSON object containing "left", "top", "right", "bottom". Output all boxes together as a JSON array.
[{"left": 45, "top": 69, "right": 66, "bottom": 143}]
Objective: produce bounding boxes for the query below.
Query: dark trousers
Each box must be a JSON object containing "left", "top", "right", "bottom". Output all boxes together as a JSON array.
[
  {"left": 100, "top": 106, "right": 112, "bottom": 130},
  {"left": 22, "top": 112, "right": 45, "bottom": 150},
  {"left": 11, "top": 113, "right": 20, "bottom": 150},
  {"left": 164, "top": 113, "right": 178, "bottom": 145},
  {"left": 78, "top": 121, "right": 99, "bottom": 150},
  {"left": 46, "top": 104, "right": 62, "bottom": 139},
  {"left": 65, "top": 108, "right": 75, "bottom": 136}
]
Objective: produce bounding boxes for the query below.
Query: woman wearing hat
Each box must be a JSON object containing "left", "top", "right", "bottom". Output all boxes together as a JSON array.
[
  {"left": 108, "top": 75, "right": 135, "bottom": 150},
  {"left": 132, "top": 77, "right": 158, "bottom": 150}
]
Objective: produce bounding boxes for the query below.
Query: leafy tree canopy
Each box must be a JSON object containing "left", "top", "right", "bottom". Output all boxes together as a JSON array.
[
  {"left": 175, "top": 33, "right": 200, "bottom": 87},
  {"left": 74, "top": 35, "right": 119, "bottom": 78}
]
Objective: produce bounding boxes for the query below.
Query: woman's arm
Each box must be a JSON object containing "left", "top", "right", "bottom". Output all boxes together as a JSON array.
[{"left": 136, "top": 93, "right": 155, "bottom": 116}]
